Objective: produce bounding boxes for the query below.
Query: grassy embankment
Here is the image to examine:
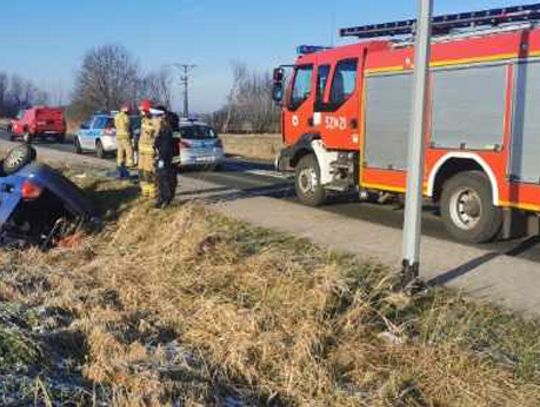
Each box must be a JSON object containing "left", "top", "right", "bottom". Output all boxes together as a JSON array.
[
  {"left": 220, "top": 134, "right": 282, "bottom": 162},
  {"left": 1, "top": 165, "right": 540, "bottom": 405},
  {"left": 0, "top": 118, "right": 10, "bottom": 130}
]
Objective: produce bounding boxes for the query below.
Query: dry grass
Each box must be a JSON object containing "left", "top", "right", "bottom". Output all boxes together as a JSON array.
[
  {"left": 1, "top": 172, "right": 540, "bottom": 405},
  {"left": 0, "top": 118, "right": 10, "bottom": 130},
  {"left": 221, "top": 134, "right": 282, "bottom": 161}
]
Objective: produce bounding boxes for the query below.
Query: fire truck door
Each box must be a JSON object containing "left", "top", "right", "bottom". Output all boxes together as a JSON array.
[
  {"left": 283, "top": 64, "right": 316, "bottom": 145},
  {"left": 316, "top": 55, "right": 362, "bottom": 151}
]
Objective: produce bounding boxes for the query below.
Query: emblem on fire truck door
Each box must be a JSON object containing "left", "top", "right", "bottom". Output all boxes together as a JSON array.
[{"left": 292, "top": 115, "right": 299, "bottom": 127}]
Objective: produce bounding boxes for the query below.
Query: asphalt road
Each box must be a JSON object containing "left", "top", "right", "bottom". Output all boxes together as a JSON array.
[{"left": 2, "top": 129, "right": 540, "bottom": 263}]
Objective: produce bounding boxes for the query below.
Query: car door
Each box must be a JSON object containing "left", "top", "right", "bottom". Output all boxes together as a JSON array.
[
  {"left": 89, "top": 117, "right": 105, "bottom": 149},
  {"left": 12, "top": 111, "right": 24, "bottom": 134},
  {"left": 77, "top": 120, "right": 90, "bottom": 149},
  {"left": 317, "top": 54, "right": 363, "bottom": 151},
  {"left": 282, "top": 63, "right": 316, "bottom": 146},
  {"left": 80, "top": 117, "right": 99, "bottom": 150}
]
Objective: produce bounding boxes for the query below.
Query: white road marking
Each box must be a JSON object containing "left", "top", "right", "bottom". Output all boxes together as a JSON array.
[{"left": 244, "top": 169, "right": 292, "bottom": 179}]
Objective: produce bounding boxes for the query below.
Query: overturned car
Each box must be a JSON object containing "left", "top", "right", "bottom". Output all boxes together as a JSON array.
[{"left": 0, "top": 145, "right": 100, "bottom": 248}]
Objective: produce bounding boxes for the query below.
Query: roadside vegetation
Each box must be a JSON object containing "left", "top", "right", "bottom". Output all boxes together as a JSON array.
[
  {"left": 221, "top": 133, "right": 282, "bottom": 161},
  {"left": 1, "top": 169, "right": 540, "bottom": 405}
]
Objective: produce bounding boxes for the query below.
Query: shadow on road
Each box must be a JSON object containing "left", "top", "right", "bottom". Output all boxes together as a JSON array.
[
  {"left": 176, "top": 182, "right": 295, "bottom": 205},
  {"left": 428, "top": 235, "right": 540, "bottom": 287}
]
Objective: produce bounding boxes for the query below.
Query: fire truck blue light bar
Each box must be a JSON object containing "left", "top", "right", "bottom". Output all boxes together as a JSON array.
[
  {"left": 340, "top": 3, "right": 540, "bottom": 39},
  {"left": 296, "top": 45, "right": 332, "bottom": 55}
]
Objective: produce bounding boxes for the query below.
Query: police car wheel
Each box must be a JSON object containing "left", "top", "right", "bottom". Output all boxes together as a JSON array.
[
  {"left": 95, "top": 140, "right": 105, "bottom": 159},
  {"left": 74, "top": 137, "right": 83, "bottom": 154}
]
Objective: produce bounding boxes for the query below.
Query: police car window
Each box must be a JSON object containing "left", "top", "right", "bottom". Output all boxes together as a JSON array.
[
  {"left": 91, "top": 117, "right": 102, "bottom": 129},
  {"left": 316, "top": 65, "right": 331, "bottom": 104},
  {"left": 329, "top": 59, "right": 358, "bottom": 107},
  {"left": 289, "top": 65, "right": 313, "bottom": 109},
  {"left": 181, "top": 126, "right": 217, "bottom": 140},
  {"left": 93, "top": 118, "right": 106, "bottom": 129}
]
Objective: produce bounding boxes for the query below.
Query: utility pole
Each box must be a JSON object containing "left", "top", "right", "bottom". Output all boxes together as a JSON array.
[
  {"left": 401, "top": 0, "right": 433, "bottom": 289},
  {"left": 172, "top": 64, "right": 197, "bottom": 118}
]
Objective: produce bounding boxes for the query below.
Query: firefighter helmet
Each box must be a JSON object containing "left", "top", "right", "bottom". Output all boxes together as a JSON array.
[{"left": 139, "top": 99, "right": 153, "bottom": 112}]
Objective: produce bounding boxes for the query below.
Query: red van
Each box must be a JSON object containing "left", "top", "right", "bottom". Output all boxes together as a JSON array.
[{"left": 9, "top": 107, "right": 67, "bottom": 143}]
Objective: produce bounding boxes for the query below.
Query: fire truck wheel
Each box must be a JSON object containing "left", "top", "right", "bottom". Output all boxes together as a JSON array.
[
  {"left": 295, "top": 154, "right": 327, "bottom": 207},
  {"left": 440, "top": 171, "right": 502, "bottom": 243}
]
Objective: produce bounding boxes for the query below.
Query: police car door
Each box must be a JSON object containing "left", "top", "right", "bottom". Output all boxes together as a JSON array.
[
  {"left": 78, "top": 119, "right": 94, "bottom": 150},
  {"left": 87, "top": 117, "right": 104, "bottom": 150}
]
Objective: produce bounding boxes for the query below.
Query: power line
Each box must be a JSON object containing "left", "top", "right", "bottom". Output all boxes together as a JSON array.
[{"left": 171, "top": 63, "right": 197, "bottom": 118}]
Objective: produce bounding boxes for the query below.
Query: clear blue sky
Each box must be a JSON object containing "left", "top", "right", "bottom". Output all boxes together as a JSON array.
[{"left": 0, "top": 0, "right": 534, "bottom": 112}]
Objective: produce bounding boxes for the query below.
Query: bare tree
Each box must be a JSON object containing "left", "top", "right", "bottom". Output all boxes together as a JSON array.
[
  {"left": 50, "top": 80, "right": 66, "bottom": 106},
  {"left": 0, "top": 72, "right": 49, "bottom": 117},
  {"left": 140, "top": 68, "right": 173, "bottom": 109},
  {"left": 71, "top": 44, "right": 139, "bottom": 119},
  {"left": 223, "top": 62, "right": 248, "bottom": 133},
  {"left": 0, "top": 73, "right": 8, "bottom": 116},
  {"left": 219, "top": 62, "right": 279, "bottom": 133}
]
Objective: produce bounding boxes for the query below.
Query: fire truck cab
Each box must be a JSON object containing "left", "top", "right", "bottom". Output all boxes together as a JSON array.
[{"left": 273, "top": 4, "right": 540, "bottom": 244}]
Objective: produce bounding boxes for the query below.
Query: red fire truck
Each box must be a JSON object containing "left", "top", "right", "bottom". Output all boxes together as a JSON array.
[{"left": 273, "top": 4, "right": 540, "bottom": 244}]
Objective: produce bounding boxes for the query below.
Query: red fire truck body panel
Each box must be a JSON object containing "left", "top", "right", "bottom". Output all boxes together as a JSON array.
[{"left": 282, "top": 27, "right": 540, "bottom": 213}]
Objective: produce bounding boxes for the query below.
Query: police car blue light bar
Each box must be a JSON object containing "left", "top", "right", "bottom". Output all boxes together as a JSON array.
[
  {"left": 340, "top": 3, "right": 540, "bottom": 39},
  {"left": 296, "top": 45, "right": 332, "bottom": 55}
]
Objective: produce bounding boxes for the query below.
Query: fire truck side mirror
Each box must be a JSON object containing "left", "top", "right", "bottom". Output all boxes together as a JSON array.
[{"left": 272, "top": 68, "right": 285, "bottom": 104}]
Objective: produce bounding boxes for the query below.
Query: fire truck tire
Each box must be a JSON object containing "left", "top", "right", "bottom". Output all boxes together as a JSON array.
[
  {"left": 440, "top": 171, "right": 502, "bottom": 243},
  {"left": 295, "top": 154, "right": 327, "bottom": 207}
]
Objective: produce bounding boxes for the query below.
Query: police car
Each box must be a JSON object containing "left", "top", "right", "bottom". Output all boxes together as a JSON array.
[
  {"left": 74, "top": 112, "right": 141, "bottom": 159},
  {"left": 174, "top": 120, "right": 225, "bottom": 169}
]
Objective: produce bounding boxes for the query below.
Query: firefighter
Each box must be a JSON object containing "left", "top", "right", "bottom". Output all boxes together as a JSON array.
[
  {"left": 152, "top": 106, "right": 177, "bottom": 209},
  {"left": 114, "top": 104, "right": 134, "bottom": 179},
  {"left": 138, "top": 99, "right": 158, "bottom": 199}
]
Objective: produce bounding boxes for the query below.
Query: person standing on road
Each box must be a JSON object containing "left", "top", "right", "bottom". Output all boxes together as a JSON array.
[
  {"left": 114, "top": 104, "right": 134, "bottom": 179},
  {"left": 138, "top": 99, "right": 158, "bottom": 199},
  {"left": 153, "top": 106, "right": 177, "bottom": 209}
]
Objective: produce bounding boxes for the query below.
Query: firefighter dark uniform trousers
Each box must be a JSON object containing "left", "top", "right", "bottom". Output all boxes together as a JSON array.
[
  {"left": 154, "top": 117, "right": 177, "bottom": 207},
  {"left": 138, "top": 116, "right": 158, "bottom": 198},
  {"left": 114, "top": 111, "right": 134, "bottom": 171}
]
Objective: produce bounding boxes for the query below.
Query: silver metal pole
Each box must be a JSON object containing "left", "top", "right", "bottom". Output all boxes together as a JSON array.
[{"left": 401, "top": 0, "right": 433, "bottom": 287}]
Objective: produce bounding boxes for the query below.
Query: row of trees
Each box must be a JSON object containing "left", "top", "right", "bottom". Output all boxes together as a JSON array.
[
  {"left": 69, "top": 44, "right": 173, "bottom": 121},
  {"left": 207, "top": 62, "right": 280, "bottom": 134},
  {"left": 2, "top": 44, "right": 280, "bottom": 134},
  {"left": 70, "top": 46, "right": 280, "bottom": 133},
  {"left": 0, "top": 73, "right": 49, "bottom": 117}
]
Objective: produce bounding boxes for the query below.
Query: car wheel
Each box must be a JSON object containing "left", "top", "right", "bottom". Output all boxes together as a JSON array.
[
  {"left": 295, "top": 154, "right": 327, "bottom": 207},
  {"left": 74, "top": 137, "right": 83, "bottom": 154},
  {"left": 440, "top": 171, "right": 502, "bottom": 243},
  {"left": 56, "top": 133, "right": 66, "bottom": 144},
  {"left": 3, "top": 145, "right": 36, "bottom": 175},
  {"left": 96, "top": 140, "right": 105, "bottom": 159}
]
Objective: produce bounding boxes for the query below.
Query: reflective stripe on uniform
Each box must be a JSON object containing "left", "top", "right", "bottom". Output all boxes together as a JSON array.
[{"left": 139, "top": 145, "right": 155, "bottom": 154}]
